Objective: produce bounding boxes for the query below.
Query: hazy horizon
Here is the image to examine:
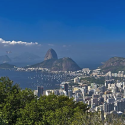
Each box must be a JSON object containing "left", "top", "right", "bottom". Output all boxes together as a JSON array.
[{"left": 0, "top": 0, "right": 125, "bottom": 67}]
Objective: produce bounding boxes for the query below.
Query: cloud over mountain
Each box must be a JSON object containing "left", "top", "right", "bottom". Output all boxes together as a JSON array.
[
  {"left": 0, "top": 38, "right": 43, "bottom": 57},
  {"left": 0, "top": 38, "right": 39, "bottom": 46}
]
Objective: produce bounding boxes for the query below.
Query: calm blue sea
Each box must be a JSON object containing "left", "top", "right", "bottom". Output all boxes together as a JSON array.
[
  {"left": 0, "top": 69, "right": 66, "bottom": 90},
  {"left": 0, "top": 61, "right": 101, "bottom": 90}
]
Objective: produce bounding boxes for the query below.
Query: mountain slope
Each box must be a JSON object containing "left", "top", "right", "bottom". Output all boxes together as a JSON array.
[
  {"left": 13, "top": 52, "right": 40, "bottom": 62},
  {"left": 0, "top": 55, "right": 11, "bottom": 63},
  {"left": 28, "top": 59, "right": 56, "bottom": 69},
  {"left": 0, "top": 63, "right": 15, "bottom": 69},
  {"left": 100, "top": 57, "right": 125, "bottom": 73},
  {"left": 28, "top": 57, "right": 81, "bottom": 71},
  {"left": 51, "top": 57, "right": 81, "bottom": 71}
]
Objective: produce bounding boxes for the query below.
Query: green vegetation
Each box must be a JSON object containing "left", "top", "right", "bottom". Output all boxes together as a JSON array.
[
  {"left": 0, "top": 77, "right": 89, "bottom": 125},
  {"left": 101, "top": 66, "right": 125, "bottom": 73},
  {"left": 81, "top": 77, "right": 105, "bottom": 85},
  {"left": 0, "top": 77, "right": 124, "bottom": 125}
]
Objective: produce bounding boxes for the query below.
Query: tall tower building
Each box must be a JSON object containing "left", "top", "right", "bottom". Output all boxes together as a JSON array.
[
  {"left": 64, "top": 83, "right": 68, "bottom": 95},
  {"left": 37, "top": 86, "right": 43, "bottom": 97}
]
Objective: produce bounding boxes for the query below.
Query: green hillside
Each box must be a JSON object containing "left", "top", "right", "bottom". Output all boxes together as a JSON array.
[
  {"left": 100, "top": 57, "right": 125, "bottom": 73},
  {"left": 0, "top": 63, "right": 15, "bottom": 69}
]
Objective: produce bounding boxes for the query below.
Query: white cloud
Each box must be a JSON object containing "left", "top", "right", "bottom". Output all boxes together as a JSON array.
[{"left": 0, "top": 38, "right": 39, "bottom": 46}]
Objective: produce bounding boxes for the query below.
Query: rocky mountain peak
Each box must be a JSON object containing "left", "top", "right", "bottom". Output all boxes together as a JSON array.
[
  {"left": 29, "top": 49, "right": 81, "bottom": 71},
  {"left": 44, "top": 48, "right": 58, "bottom": 61}
]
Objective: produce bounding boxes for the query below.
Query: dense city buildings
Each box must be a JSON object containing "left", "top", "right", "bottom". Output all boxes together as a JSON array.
[{"left": 33, "top": 68, "right": 125, "bottom": 120}]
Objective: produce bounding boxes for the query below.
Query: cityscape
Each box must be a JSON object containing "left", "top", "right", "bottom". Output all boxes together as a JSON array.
[
  {"left": 1, "top": 0, "right": 125, "bottom": 124},
  {"left": 31, "top": 67, "right": 125, "bottom": 120}
]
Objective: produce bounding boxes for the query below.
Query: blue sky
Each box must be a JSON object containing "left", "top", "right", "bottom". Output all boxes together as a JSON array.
[
  {"left": 0, "top": 0, "right": 125, "bottom": 66},
  {"left": 0, "top": 0, "right": 125, "bottom": 43}
]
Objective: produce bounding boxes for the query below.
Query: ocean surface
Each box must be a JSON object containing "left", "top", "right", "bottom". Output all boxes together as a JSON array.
[
  {"left": 0, "top": 69, "right": 73, "bottom": 90},
  {"left": 0, "top": 61, "right": 101, "bottom": 90}
]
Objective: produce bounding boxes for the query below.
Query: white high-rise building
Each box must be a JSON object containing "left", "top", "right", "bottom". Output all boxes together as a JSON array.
[
  {"left": 74, "top": 77, "right": 79, "bottom": 83},
  {"left": 34, "top": 90, "right": 38, "bottom": 96}
]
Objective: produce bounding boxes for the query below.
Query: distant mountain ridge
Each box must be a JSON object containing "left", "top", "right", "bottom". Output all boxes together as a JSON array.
[
  {"left": 0, "top": 63, "right": 15, "bottom": 69},
  {"left": 13, "top": 52, "right": 40, "bottom": 62},
  {"left": 28, "top": 49, "right": 81, "bottom": 71},
  {"left": 100, "top": 57, "right": 125, "bottom": 73},
  {"left": 0, "top": 55, "right": 11, "bottom": 63}
]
